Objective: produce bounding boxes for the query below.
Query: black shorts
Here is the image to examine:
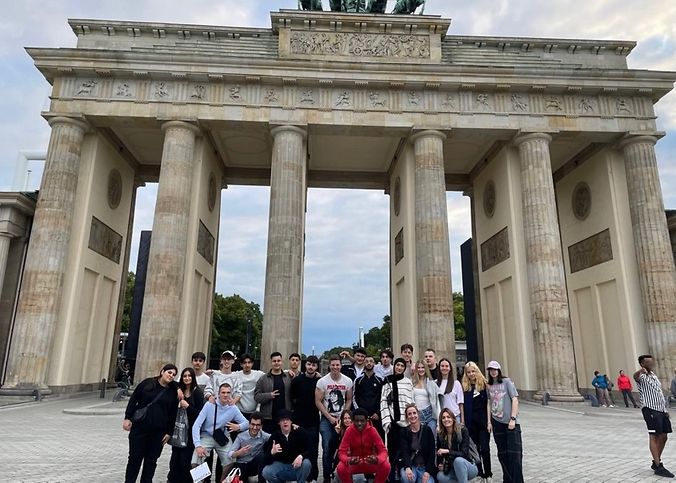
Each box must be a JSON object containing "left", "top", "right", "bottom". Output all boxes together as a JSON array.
[{"left": 642, "top": 407, "right": 672, "bottom": 435}]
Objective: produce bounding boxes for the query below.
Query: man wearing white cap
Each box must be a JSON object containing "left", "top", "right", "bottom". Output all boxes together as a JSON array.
[
  {"left": 486, "top": 360, "right": 523, "bottom": 483},
  {"left": 206, "top": 351, "right": 243, "bottom": 404}
]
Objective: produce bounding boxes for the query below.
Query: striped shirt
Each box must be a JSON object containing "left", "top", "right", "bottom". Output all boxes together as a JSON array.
[{"left": 637, "top": 372, "right": 667, "bottom": 413}]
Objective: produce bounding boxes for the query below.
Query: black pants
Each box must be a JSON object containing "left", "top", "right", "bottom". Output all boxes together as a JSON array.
[
  {"left": 234, "top": 452, "right": 266, "bottom": 483},
  {"left": 125, "top": 427, "right": 165, "bottom": 483},
  {"left": 492, "top": 420, "right": 523, "bottom": 483},
  {"left": 622, "top": 390, "right": 638, "bottom": 408},
  {"left": 469, "top": 424, "right": 492, "bottom": 478},
  {"left": 386, "top": 424, "right": 402, "bottom": 482},
  {"left": 304, "top": 425, "right": 320, "bottom": 481},
  {"left": 168, "top": 443, "right": 195, "bottom": 483}
]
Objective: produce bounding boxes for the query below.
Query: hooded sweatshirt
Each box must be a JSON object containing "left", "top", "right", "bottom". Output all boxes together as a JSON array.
[{"left": 337, "top": 422, "right": 388, "bottom": 465}]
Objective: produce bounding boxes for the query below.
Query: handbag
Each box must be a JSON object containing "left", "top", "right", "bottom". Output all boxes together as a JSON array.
[
  {"left": 131, "top": 384, "right": 169, "bottom": 423},
  {"left": 212, "top": 403, "right": 230, "bottom": 446},
  {"left": 223, "top": 467, "right": 241, "bottom": 483},
  {"left": 169, "top": 407, "right": 189, "bottom": 448}
]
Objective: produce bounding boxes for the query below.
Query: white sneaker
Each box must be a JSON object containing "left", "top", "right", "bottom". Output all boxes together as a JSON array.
[{"left": 609, "top": 404, "right": 615, "bottom": 408}]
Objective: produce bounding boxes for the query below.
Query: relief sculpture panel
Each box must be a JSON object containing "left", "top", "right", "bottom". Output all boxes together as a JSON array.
[
  {"left": 289, "top": 31, "right": 430, "bottom": 59},
  {"left": 481, "top": 226, "right": 510, "bottom": 272},
  {"left": 88, "top": 217, "right": 123, "bottom": 264},
  {"left": 568, "top": 228, "right": 613, "bottom": 273}
]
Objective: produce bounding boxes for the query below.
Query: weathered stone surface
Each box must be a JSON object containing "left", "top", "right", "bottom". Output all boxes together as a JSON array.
[
  {"left": 515, "top": 132, "right": 582, "bottom": 401},
  {"left": 621, "top": 135, "right": 676, "bottom": 384},
  {"left": 480, "top": 226, "right": 510, "bottom": 272},
  {"left": 1, "top": 117, "right": 88, "bottom": 393},
  {"left": 261, "top": 126, "right": 307, "bottom": 368},
  {"left": 568, "top": 228, "right": 613, "bottom": 273},
  {"left": 135, "top": 121, "right": 199, "bottom": 380},
  {"left": 411, "top": 130, "right": 455, "bottom": 360}
]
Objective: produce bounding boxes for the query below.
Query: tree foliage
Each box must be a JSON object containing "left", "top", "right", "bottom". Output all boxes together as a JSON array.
[
  {"left": 453, "top": 292, "right": 466, "bottom": 341},
  {"left": 210, "top": 293, "right": 263, "bottom": 360},
  {"left": 120, "top": 271, "right": 135, "bottom": 333},
  {"left": 363, "top": 315, "right": 391, "bottom": 356}
]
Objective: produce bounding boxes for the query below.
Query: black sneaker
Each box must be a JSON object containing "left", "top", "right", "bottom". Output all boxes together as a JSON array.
[
  {"left": 653, "top": 461, "right": 659, "bottom": 470},
  {"left": 655, "top": 464, "right": 675, "bottom": 478}
]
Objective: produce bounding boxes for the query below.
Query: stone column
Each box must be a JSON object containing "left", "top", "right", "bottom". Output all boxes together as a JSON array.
[
  {"left": 135, "top": 121, "right": 200, "bottom": 380},
  {"left": 261, "top": 126, "right": 307, "bottom": 367},
  {"left": 515, "top": 133, "right": 582, "bottom": 401},
  {"left": 411, "top": 130, "right": 455, "bottom": 360},
  {"left": 0, "top": 234, "right": 11, "bottom": 301},
  {"left": 1, "top": 116, "right": 89, "bottom": 393},
  {"left": 620, "top": 135, "right": 676, "bottom": 383}
]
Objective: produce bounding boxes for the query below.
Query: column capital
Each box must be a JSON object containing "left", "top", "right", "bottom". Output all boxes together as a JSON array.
[
  {"left": 513, "top": 132, "right": 552, "bottom": 147},
  {"left": 410, "top": 129, "right": 446, "bottom": 144},
  {"left": 47, "top": 116, "right": 90, "bottom": 132},
  {"left": 618, "top": 134, "right": 658, "bottom": 150},
  {"left": 270, "top": 125, "right": 307, "bottom": 139},
  {"left": 161, "top": 120, "right": 201, "bottom": 135}
]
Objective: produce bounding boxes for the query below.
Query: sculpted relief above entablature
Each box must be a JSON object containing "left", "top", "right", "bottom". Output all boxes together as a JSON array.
[{"left": 54, "top": 75, "right": 658, "bottom": 125}]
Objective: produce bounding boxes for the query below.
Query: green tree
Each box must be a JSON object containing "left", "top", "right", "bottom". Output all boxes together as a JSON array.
[
  {"left": 364, "top": 315, "right": 391, "bottom": 356},
  {"left": 120, "top": 271, "right": 135, "bottom": 332},
  {"left": 210, "top": 294, "right": 263, "bottom": 359},
  {"left": 453, "top": 292, "right": 466, "bottom": 341},
  {"left": 320, "top": 345, "right": 354, "bottom": 361}
]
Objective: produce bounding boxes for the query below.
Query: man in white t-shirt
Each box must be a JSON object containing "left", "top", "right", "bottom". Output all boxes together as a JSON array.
[
  {"left": 191, "top": 351, "right": 211, "bottom": 390},
  {"left": 315, "top": 354, "right": 353, "bottom": 482},
  {"left": 236, "top": 353, "right": 265, "bottom": 419},
  {"left": 206, "top": 351, "right": 242, "bottom": 404}
]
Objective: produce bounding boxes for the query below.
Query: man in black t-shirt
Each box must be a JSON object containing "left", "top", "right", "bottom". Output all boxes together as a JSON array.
[{"left": 290, "top": 355, "right": 321, "bottom": 481}]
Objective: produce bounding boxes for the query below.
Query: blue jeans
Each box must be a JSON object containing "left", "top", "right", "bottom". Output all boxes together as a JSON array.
[
  {"left": 419, "top": 405, "right": 437, "bottom": 434},
  {"left": 262, "top": 459, "right": 312, "bottom": 483},
  {"left": 319, "top": 416, "right": 338, "bottom": 479},
  {"left": 437, "top": 457, "right": 479, "bottom": 483},
  {"left": 400, "top": 466, "right": 436, "bottom": 483}
]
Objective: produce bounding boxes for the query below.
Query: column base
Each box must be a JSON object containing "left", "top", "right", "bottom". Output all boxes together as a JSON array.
[
  {"left": 0, "top": 384, "right": 52, "bottom": 397},
  {"left": 533, "top": 390, "right": 584, "bottom": 403}
]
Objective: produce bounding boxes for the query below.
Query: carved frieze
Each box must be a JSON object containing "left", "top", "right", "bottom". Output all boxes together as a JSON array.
[
  {"left": 88, "top": 216, "right": 123, "bottom": 264},
  {"left": 481, "top": 226, "right": 510, "bottom": 272},
  {"left": 568, "top": 228, "right": 613, "bottom": 273},
  {"left": 289, "top": 31, "right": 430, "bottom": 59},
  {"left": 197, "top": 220, "right": 215, "bottom": 265},
  {"left": 394, "top": 228, "right": 404, "bottom": 265}
]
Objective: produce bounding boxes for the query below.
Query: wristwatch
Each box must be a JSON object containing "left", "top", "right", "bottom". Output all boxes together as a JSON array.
[{"left": 509, "top": 416, "right": 516, "bottom": 421}]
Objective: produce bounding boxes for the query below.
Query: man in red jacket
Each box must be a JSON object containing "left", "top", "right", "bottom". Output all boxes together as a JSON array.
[{"left": 336, "top": 408, "right": 391, "bottom": 483}]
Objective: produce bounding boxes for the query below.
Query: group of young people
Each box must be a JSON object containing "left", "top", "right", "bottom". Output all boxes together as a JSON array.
[{"left": 121, "top": 345, "right": 521, "bottom": 483}]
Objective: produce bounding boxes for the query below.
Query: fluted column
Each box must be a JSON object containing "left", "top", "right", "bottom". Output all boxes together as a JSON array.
[
  {"left": 135, "top": 121, "right": 200, "bottom": 380},
  {"left": 261, "top": 126, "right": 307, "bottom": 368},
  {"left": 1, "top": 116, "right": 89, "bottom": 393},
  {"left": 411, "top": 130, "right": 455, "bottom": 360},
  {"left": 620, "top": 135, "right": 676, "bottom": 384},
  {"left": 515, "top": 133, "right": 582, "bottom": 401},
  {"left": 0, "top": 234, "right": 11, "bottom": 301}
]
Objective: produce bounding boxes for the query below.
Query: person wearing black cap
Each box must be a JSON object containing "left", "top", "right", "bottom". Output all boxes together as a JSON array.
[{"left": 261, "top": 409, "right": 312, "bottom": 483}]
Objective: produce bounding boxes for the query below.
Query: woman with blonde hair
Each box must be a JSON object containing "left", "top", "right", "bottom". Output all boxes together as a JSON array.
[
  {"left": 461, "top": 361, "right": 492, "bottom": 482},
  {"left": 436, "top": 408, "right": 479, "bottom": 483},
  {"left": 411, "top": 359, "right": 440, "bottom": 433}
]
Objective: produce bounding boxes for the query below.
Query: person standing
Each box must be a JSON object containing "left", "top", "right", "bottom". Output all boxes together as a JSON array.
[
  {"left": 424, "top": 349, "right": 441, "bottom": 380},
  {"left": 399, "top": 404, "right": 437, "bottom": 483},
  {"left": 255, "top": 352, "right": 293, "bottom": 434},
  {"left": 191, "top": 352, "right": 211, "bottom": 390},
  {"left": 340, "top": 347, "right": 367, "bottom": 381},
  {"left": 436, "top": 408, "right": 479, "bottom": 483},
  {"left": 316, "top": 354, "right": 354, "bottom": 482},
  {"left": 290, "top": 355, "right": 322, "bottom": 482},
  {"left": 670, "top": 369, "right": 676, "bottom": 403},
  {"left": 123, "top": 363, "right": 180, "bottom": 483},
  {"left": 236, "top": 353, "right": 265, "bottom": 420},
  {"left": 412, "top": 360, "right": 440, "bottom": 433},
  {"left": 261, "top": 409, "right": 313, "bottom": 483},
  {"left": 461, "top": 361, "right": 492, "bottom": 482},
  {"left": 168, "top": 367, "right": 205, "bottom": 483},
  {"left": 617, "top": 370, "right": 639, "bottom": 408},
  {"left": 436, "top": 358, "right": 464, "bottom": 423},
  {"left": 381, "top": 357, "right": 414, "bottom": 481},
  {"left": 486, "top": 361, "right": 523, "bottom": 483},
  {"left": 353, "top": 355, "right": 385, "bottom": 439},
  {"left": 206, "top": 351, "right": 242, "bottom": 405},
  {"left": 400, "top": 344, "right": 415, "bottom": 378},
  {"left": 375, "top": 349, "right": 394, "bottom": 380},
  {"left": 634, "top": 354, "right": 673, "bottom": 478},
  {"left": 591, "top": 370, "right": 614, "bottom": 408},
  {"left": 287, "top": 353, "right": 302, "bottom": 378},
  {"left": 336, "top": 408, "right": 391, "bottom": 483}
]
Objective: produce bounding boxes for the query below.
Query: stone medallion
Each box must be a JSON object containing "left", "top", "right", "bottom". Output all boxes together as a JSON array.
[
  {"left": 483, "top": 180, "right": 496, "bottom": 218},
  {"left": 107, "top": 169, "right": 122, "bottom": 210},
  {"left": 393, "top": 177, "right": 401, "bottom": 217},
  {"left": 207, "top": 172, "right": 217, "bottom": 212},
  {"left": 572, "top": 182, "right": 591, "bottom": 221}
]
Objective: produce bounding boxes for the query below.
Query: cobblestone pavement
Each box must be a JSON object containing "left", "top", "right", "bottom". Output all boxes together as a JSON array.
[{"left": 0, "top": 393, "right": 674, "bottom": 482}]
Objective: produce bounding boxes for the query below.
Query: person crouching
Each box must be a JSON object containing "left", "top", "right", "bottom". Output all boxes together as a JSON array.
[{"left": 336, "top": 408, "right": 390, "bottom": 483}]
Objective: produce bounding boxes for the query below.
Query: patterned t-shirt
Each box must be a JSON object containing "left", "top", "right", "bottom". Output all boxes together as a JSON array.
[
  {"left": 488, "top": 377, "right": 519, "bottom": 424},
  {"left": 316, "top": 373, "right": 353, "bottom": 417}
]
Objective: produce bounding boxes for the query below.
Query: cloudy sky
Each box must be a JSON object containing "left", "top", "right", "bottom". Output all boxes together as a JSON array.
[{"left": 1, "top": 0, "right": 675, "bottom": 356}]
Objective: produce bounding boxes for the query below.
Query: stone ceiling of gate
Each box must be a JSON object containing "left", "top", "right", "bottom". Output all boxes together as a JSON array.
[{"left": 29, "top": 12, "right": 676, "bottom": 188}]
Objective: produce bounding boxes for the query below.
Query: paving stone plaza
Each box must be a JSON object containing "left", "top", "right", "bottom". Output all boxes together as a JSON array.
[{"left": 0, "top": 393, "right": 673, "bottom": 482}]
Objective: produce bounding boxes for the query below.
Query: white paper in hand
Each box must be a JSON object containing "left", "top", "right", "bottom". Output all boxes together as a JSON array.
[{"left": 190, "top": 462, "right": 212, "bottom": 482}]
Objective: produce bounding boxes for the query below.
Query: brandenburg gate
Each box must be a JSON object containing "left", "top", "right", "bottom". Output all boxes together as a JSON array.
[{"left": 1, "top": 8, "right": 675, "bottom": 400}]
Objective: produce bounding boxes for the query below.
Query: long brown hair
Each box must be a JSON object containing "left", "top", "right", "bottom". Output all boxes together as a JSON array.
[{"left": 438, "top": 407, "right": 462, "bottom": 443}]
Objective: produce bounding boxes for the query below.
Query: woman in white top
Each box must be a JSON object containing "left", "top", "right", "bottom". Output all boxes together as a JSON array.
[
  {"left": 411, "top": 360, "right": 440, "bottom": 433},
  {"left": 436, "top": 358, "right": 464, "bottom": 423}
]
